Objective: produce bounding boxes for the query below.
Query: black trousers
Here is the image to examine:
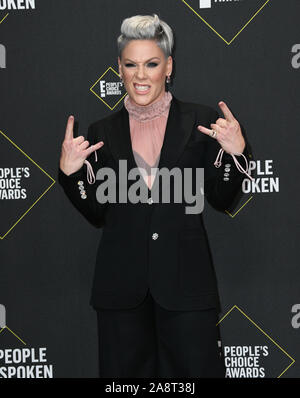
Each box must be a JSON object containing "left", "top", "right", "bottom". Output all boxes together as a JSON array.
[{"left": 96, "top": 290, "right": 225, "bottom": 378}]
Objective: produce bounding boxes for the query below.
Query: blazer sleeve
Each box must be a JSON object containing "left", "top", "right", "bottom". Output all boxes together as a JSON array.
[
  {"left": 203, "top": 108, "right": 252, "bottom": 212},
  {"left": 57, "top": 122, "right": 108, "bottom": 228}
]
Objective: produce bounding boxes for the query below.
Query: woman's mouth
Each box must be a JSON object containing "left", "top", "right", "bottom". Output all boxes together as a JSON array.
[{"left": 133, "top": 84, "right": 151, "bottom": 94}]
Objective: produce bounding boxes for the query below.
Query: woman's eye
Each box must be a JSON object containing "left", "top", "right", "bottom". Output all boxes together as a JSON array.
[
  {"left": 147, "top": 62, "right": 158, "bottom": 68},
  {"left": 125, "top": 63, "right": 135, "bottom": 68}
]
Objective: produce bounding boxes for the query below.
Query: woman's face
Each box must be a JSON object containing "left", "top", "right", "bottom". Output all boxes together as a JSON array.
[{"left": 118, "top": 40, "right": 173, "bottom": 107}]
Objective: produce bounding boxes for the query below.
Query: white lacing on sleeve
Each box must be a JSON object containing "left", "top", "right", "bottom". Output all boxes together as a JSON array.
[
  {"left": 214, "top": 148, "right": 254, "bottom": 181},
  {"left": 83, "top": 150, "right": 98, "bottom": 185}
]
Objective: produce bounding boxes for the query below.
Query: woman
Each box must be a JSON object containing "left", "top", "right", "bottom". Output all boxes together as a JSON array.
[{"left": 58, "top": 14, "right": 251, "bottom": 378}]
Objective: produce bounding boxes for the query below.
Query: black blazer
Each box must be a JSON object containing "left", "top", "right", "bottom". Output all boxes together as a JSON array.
[{"left": 58, "top": 96, "right": 251, "bottom": 311}]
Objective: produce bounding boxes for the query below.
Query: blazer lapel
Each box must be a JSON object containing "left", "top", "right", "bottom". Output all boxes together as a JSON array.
[
  {"left": 157, "top": 96, "right": 195, "bottom": 171},
  {"left": 106, "top": 104, "right": 136, "bottom": 171}
]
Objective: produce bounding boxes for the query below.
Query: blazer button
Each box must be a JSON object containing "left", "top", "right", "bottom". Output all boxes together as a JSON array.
[
  {"left": 152, "top": 233, "right": 159, "bottom": 240},
  {"left": 147, "top": 197, "right": 154, "bottom": 205}
]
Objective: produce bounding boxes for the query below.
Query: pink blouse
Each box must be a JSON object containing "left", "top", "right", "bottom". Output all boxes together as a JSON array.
[{"left": 124, "top": 91, "right": 172, "bottom": 189}]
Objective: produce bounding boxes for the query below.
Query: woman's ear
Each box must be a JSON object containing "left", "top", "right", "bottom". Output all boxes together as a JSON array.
[{"left": 167, "top": 56, "right": 173, "bottom": 76}]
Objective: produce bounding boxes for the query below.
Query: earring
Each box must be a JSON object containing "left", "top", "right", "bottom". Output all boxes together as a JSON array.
[
  {"left": 166, "top": 75, "right": 171, "bottom": 84},
  {"left": 119, "top": 75, "right": 123, "bottom": 83}
]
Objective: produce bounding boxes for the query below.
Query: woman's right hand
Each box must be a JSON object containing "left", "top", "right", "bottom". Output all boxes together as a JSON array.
[{"left": 59, "top": 115, "right": 104, "bottom": 176}]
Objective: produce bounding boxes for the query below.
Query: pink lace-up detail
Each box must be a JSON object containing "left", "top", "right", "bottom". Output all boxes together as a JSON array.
[
  {"left": 84, "top": 150, "right": 98, "bottom": 185},
  {"left": 214, "top": 148, "right": 254, "bottom": 181}
]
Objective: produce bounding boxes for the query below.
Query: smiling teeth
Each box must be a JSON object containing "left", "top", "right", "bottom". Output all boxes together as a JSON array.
[{"left": 135, "top": 85, "right": 150, "bottom": 91}]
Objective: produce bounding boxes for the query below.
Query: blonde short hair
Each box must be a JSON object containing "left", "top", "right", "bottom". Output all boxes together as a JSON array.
[{"left": 117, "top": 14, "right": 174, "bottom": 58}]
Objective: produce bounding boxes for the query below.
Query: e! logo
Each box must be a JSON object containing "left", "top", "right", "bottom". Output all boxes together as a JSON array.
[
  {"left": 199, "top": 0, "right": 211, "bottom": 8},
  {"left": 0, "top": 44, "right": 6, "bottom": 69},
  {"left": 100, "top": 80, "right": 106, "bottom": 98},
  {"left": 0, "top": 304, "right": 6, "bottom": 328}
]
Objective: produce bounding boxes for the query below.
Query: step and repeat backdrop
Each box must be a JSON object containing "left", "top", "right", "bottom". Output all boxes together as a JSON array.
[{"left": 0, "top": 0, "right": 299, "bottom": 378}]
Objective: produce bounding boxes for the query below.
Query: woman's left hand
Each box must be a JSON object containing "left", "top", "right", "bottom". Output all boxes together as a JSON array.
[{"left": 197, "top": 101, "right": 245, "bottom": 155}]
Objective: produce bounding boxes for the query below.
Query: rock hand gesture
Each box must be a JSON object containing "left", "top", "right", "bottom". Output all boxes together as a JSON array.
[
  {"left": 59, "top": 115, "right": 104, "bottom": 176},
  {"left": 197, "top": 101, "right": 245, "bottom": 155}
]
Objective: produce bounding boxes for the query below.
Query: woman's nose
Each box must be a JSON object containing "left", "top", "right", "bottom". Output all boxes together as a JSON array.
[{"left": 135, "top": 66, "right": 147, "bottom": 80}]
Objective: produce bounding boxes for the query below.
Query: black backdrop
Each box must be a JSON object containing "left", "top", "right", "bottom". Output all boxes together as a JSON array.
[{"left": 0, "top": 0, "right": 299, "bottom": 378}]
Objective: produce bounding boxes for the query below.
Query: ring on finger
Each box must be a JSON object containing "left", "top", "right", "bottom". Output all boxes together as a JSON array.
[{"left": 210, "top": 129, "right": 217, "bottom": 139}]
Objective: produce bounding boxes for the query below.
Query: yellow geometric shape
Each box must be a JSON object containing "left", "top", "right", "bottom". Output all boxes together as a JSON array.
[
  {"left": 181, "top": 0, "right": 271, "bottom": 45},
  {"left": 90, "top": 66, "right": 127, "bottom": 111},
  {"left": 0, "top": 325, "right": 26, "bottom": 345},
  {"left": 0, "top": 130, "right": 55, "bottom": 239},
  {"left": 226, "top": 195, "right": 254, "bottom": 218},
  {"left": 217, "top": 305, "right": 295, "bottom": 378},
  {"left": 0, "top": 13, "right": 9, "bottom": 25}
]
